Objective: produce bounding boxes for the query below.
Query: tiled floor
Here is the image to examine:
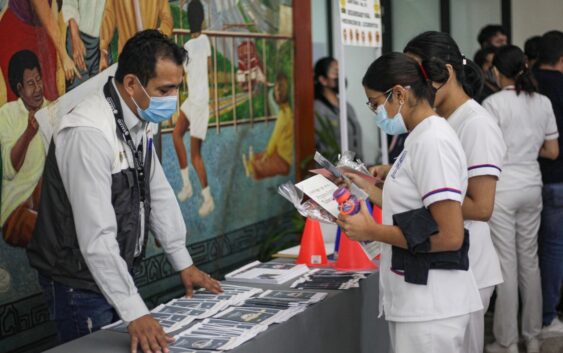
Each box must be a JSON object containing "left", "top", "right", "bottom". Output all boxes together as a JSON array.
[{"left": 484, "top": 312, "right": 563, "bottom": 352}]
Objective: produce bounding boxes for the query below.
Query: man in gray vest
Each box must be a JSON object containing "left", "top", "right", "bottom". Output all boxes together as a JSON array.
[{"left": 27, "top": 30, "right": 222, "bottom": 353}]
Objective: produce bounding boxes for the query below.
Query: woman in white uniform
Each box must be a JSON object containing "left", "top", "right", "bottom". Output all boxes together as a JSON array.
[
  {"left": 483, "top": 45, "right": 559, "bottom": 353},
  {"left": 403, "top": 31, "right": 506, "bottom": 353},
  {"left": 339, "top": 52, "right": 482, "bottom": 353}
]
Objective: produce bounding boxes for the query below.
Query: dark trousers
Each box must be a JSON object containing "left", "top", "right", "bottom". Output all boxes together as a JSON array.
[
  {"left": 38, "top": 274, "right": 118, "bottom": 343},
  {"left": 539, "top": 183, "right": 563, "bottom": 326}
]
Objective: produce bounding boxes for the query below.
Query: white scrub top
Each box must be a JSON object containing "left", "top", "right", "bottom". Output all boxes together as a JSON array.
[
  {"left": 380, "top": 116, "right": 483, "bottom": 322},
  {"left": 447, "top": 99, "right": 505, "bottom": 289},
  {"left": 483, "top": 87, "right": 559, "bottom": 191}
]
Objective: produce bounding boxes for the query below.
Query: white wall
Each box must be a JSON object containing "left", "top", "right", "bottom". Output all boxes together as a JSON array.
[
  {"left": 511, "top": 0, "right": 563, "bottom": 49},
  {"left": 312, "top": 0, "right": 330, "bottom": 63},
  {"left": 450, "top": 0, "right": 501, "bottom": 60},
  {"left": 391, "top": 0, "right": 440, "bottom": 51}
]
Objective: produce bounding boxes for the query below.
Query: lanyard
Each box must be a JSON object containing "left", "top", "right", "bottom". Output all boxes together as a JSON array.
[{"left": 103, "top": 78, "right": 147, "bottom": 202}]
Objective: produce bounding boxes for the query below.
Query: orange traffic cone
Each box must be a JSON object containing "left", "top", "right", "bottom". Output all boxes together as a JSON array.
[
  {"left": 334, "top": 231, "right": 377, "bottom": 271},
  {"left": 296, "top": 218, "right": 328, "bottom": 267}
]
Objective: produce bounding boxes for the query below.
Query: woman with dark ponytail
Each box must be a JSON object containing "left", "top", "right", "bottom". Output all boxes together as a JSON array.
[
  {"left": 339, "top": 52, "right": 482, "bottom": 353},
  {"left": 404, "top": 31, "right": 506, "bottom": 353},
  {"left": 482, "top": 44, "right": 559, "bottom": 353}
]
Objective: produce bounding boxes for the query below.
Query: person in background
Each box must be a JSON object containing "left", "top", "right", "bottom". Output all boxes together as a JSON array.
[
  {"left": 27, "top": 30, "right": 222, "bottom": 352},
  {"left": 404, "top": 31, "right": 506, "bottom": 353},
  {"left": 533, "top": 30, "right": 563, "bottom": 340},
  {"left": 483, "top": 44, "right": 559, "bottom": 353},
  {"left": 242, "top": 73, "right": 293, "bottom": 180},
  {"left": 474, "top": 46, "right": 500, "bottom": 103},
  {"left": 477, "top": 24, "right": 508, "bottom": 49},
  {"left": 340, "top": 52, "right": 483, "bottom": 353},
  {"left": 0, "top": 50, "right": 47, "bottom": 248},
  {"left": 314, "top": 56, "right": 363, "bottom": 160},
  {"left": 99, "top": 0, "right": 173, "bottom": 71},
  {"left": 62, "top": 0, "right": 106, "bottom": 91},
  {"left": 524, "top": 35, "right": 542, "bottom": 70},
  {"left": 173, "top": 0, "right": 215, "bottom": 217}
]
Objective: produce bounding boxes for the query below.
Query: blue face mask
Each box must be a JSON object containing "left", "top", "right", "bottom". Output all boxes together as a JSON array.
[
  {"left": 132, "top": 77, "right": 178, "bottom": 123},
  {"left": 374, "top": 90, "right": 408, "bottom": 135}
]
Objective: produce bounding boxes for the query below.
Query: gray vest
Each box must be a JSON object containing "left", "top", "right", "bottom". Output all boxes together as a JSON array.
[{"left": 27, "top": 138, "right": 152, "bottom": 293}]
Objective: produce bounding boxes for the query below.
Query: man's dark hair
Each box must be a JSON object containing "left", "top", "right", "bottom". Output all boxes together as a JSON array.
[
  {"left": 115, "top": 29, "right": 187, "bottom": 85},
  {"left": 538, "top": 30, "right": 563, "bottom": 66},
  {"left": 477, "top": 25, "right": 507, "bottom": 47},
  {"left": 8, "top": 50, "right": 41, "bottom": 97},
  {"left": 188, "top": 0, "right": 204, "bottom": 34},
  {"left": 524, "top": 35, "right": 542, "bottom": 61}
]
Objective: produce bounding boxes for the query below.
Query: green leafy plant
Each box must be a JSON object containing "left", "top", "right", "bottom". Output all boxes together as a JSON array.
[
  {"left": 257, "top": 211, "right": 305, "bottom": 262},
  {"left": 315, "top": 112, "right": 341, "bottom": 162}
]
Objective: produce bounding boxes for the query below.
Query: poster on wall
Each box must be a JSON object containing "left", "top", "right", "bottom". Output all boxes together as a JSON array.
[
  {"left": 339, "top": 0, "right": 382, "bottom": 47},
  {"left": 0, "top": 1, "right": 294, "bottom": 352}
]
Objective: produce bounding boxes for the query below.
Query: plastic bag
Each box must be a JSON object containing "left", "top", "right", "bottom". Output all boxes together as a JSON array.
[
  {"left": 278, "top": 182, "right": 337, "bottom": 224},
  {"left": 335, "top": 151, "right": 371, "bottom": 176}
]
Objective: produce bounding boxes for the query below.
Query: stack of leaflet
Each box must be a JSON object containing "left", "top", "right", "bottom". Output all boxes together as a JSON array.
[
  {"left": 170, "top": 318, "right": 268, "bottom": 352},
  {"left": 224, "top": 261, "right": 310, "bottom": 285},
  {"left": 290, "top": 268, "right": 370, "bottom": 290},
  {"left": 103, "top": 284, "right": 262, "bottom": 333},
  {"left": 241, "top": 289, "right": 327, "bottom": 309}
]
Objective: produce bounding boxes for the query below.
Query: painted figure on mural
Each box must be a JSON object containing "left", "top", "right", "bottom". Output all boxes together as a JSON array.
[
  {"left": 99, "top": 0, "right": 174, "bottom": 71},
  {"left": 173, "top": 0, "right": 215, "bottom": 217},
  {"left": 242, "top": 72, "right": 293, "bottom": 180},
  {"left": 0, "top": 0, "right": 79, "bottom": 104},
  {"left": 0, "top": 50, "right": 48, "bottom": 248},
  {"left": 63, "top": 0, "right": 107, "bottom": 91}
]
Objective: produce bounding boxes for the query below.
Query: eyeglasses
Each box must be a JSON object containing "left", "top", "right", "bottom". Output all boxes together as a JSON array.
[{"left": 365, "top": 89, "right": 392, "bottom": 113}]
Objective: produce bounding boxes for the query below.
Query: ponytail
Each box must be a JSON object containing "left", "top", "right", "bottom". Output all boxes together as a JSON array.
[
  {"left": 362, "top": 52, "right": 449, "bottom": 107},
  {"left": 493, "top": 45, "right": 536, "bottom": 95},
  {"left": 404, "top": 31, "right": 484, "bottom": 99}
]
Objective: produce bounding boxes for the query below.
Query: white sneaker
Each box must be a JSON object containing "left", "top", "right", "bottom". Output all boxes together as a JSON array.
[
  {"left": 541, "top": 317, "right": 563, "bottom": 339},
  {"left": 177, "top": 183, "right": 193, "bottom": 201},
  {"left": 198, "top": 188, "right": 215, "bottom": 217},
  {"left": 485, "top": 341, "right": 519, "bottom": 353},
  {"left": 526, "top": 338, "right": 540, "bottom": 353}
]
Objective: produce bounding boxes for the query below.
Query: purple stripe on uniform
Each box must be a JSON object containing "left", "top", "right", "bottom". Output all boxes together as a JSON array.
[
  {"left": 468, "top": 164, "right": 502, "bottom": 172},
  {"left": 546, "top": 131, "right": 559, "bottom": 136},
  {"left": 421, "top": 188, "right": 462, "bottom": 201},
  {"left": 390, "top": 269, "right": 405, "bottom": 276}
]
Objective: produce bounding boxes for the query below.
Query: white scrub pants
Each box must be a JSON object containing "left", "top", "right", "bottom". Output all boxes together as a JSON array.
[
  {"left": 388, "top": 314, "right": 469, "bottom": 353},
  {"left": 489, "top": 186, "right": 543, "bottom": 346},
  {"left": 464, "top": 286, "right": 495, "bottom": 353}
]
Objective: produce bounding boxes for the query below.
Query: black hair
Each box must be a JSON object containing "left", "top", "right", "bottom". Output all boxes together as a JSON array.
[
  {"left": 404, "top": 31, "right": 483, "bottom": 99},
  {"left": 115, "top": 29, "right": 187, "bottom": 86},
  {"left": 477, "top": 25, "right": 507, "bottom": 47},
  {"left": 187, "top": 0, "right": 204, "bottom": 34},
  {"left": 8, "top": 50, "right": 41, "bottom": 97},
  {"left": 362, "top": 52, "right": 449, "bottom": 107},
  {"left": 524, "top": 35, "right": 542, "bottom": 61},
  {"left": 538, "top": 30, "right": 563, "bottom": 66},
  {"left": 493, "top": 45, "right": 536, "bottom": 95},
  {"left": 473, "top": 47, "right": 497, "bottom": 69},
  {"left": 314, "top": 56, "right": 336, "bottom": 100}
]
